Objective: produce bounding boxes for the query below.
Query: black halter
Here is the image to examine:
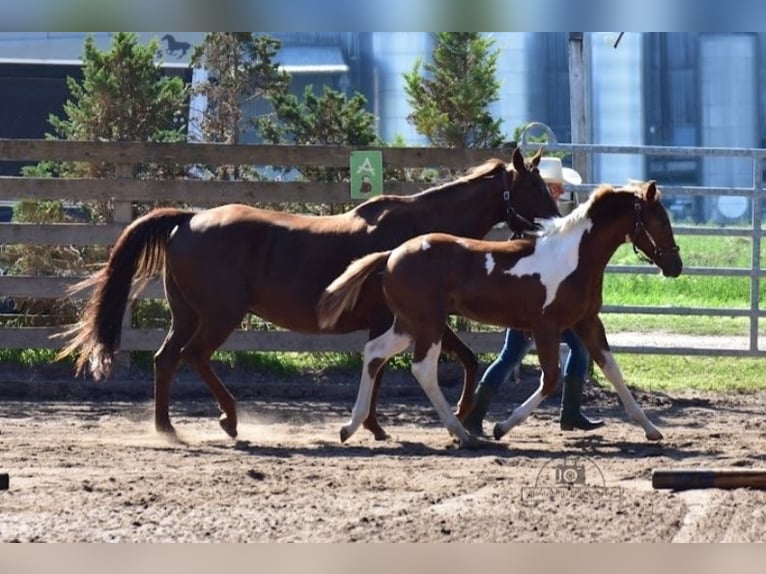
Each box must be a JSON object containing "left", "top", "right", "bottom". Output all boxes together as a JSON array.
[
  {"left": 500, "top": 169, "right": 540, "bottom": 235},
  {"left": 630, "top": 198, "right": 679, "bottom": 264}
]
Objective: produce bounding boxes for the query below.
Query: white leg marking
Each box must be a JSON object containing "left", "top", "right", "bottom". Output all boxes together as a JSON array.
[
  {"left": 494, "top": 373, "right": 546, "bottom": 439},
  {"left": 485, "top": 253, "right": 495, "bottom": 275},
  {"left": 599, "top": 351, "right": 663, "bottom": 440},
  {"left": 411, "top": 342, "right": 473, "bottom": 444},
  {"left": 341, "top": 326, "right": 411, "bottom": 442}
]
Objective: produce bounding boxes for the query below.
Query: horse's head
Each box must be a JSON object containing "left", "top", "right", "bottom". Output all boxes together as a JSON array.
[
  {"left": 629, "top": 181, "right": 683, "bottom": 277},
  {"left": 504, "top": 147, "right": 561, "bottom": 234}
]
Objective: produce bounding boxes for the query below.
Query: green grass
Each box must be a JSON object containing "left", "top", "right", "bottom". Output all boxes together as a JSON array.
[
  {"left": 587, "top": 354, "right": 766, "bottom": 393},
  {"left": 603, "top": 235, "right": 764, "bottom": 310},
  {"left": 0, "top": 348, "right": 62, "bottom": 367}
]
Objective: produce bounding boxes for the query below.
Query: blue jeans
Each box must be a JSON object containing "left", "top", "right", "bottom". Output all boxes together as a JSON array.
[{"left": 480, "top": 328, "right": 589, "bottom": 392}]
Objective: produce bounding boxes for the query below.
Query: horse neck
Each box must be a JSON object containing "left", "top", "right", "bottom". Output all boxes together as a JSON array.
[
  {"left": 578, "top": 199, "right": 637, "bottom": 272},
  {"left": 414, "top": 176, "right": 504, "bottom": 238}
]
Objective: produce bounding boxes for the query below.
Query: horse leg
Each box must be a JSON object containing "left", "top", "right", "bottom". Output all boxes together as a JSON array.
[
  {"left": 360, "top": 324, "right": 478, "bottom": 439},
  {"left": 188, "top": 353, "right": 239, "bottom": 438},
  {"left": 440, "top": 325, "right": 479, "bottom": 421},
  {"left": 341, "top": 324, "right": 411, "bottom": 443},
  {"left": 410, "top": 338, "right": 484, "bottom": 448},
  {"left": 493, "top": 327, "right": 561, "bottom": 440},
  {"left": 362, "top": 368, "right": 390, "bottom": 440},
  {"left": 181, "top": 310, "right": 245, "bottom": 439},
  {"left": 154, "top": 273, "right": 199, "bottom": 435},
  {"left": 575, "top": 318, "right": 663, "bottom": 441},
  {"left": 361, "top": 318, "right": 398, "bottom": 440}
]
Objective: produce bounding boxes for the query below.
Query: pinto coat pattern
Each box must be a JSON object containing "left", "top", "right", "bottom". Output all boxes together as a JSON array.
[{"left": 317, "top": 181, "right": 682, "bottom": 447}]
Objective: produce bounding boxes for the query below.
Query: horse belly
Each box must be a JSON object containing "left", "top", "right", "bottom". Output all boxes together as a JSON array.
[
  {"left": 249, "top": 271, "right": 374, "bottom": 334},
  {"left": 453, "top": 281, "right": 545, "bottom": 331}
]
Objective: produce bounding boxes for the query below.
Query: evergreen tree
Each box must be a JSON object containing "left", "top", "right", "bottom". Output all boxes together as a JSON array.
[
  {"left": 51, "top": 33, "right": 187, "bottom": 147},
  {"left": 258, "top": 84, "right": 380, "bottom": 214},
  {"left": 404, "top": 33, "right": 503, "bottom": 148},
  {"left": 190, "top": 33, "right": 290, "bottom": 145},
  {"left": 5, "top": 32, "right": 188, "bottom": 321},
  {"left": 20, "top": 32, "right": 188, "bottom": 220},
  {"left": 24, "top": 32, "right": 188, "bottom": 186},
  {"left": 260, "top": 84, "right": 378, "bottom": 147}
]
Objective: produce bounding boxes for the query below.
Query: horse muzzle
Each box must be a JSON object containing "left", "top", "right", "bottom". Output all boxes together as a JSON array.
[{"left": 658, "top": 252, "right": 683, "bottom": 278}]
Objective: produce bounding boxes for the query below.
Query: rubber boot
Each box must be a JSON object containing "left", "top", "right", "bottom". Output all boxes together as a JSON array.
[
  {"left": 559, "top": 375, "right": 605, "bottom": 431},
  {"left": 463, "top": 382, "right": 496, "bottom": 437}
]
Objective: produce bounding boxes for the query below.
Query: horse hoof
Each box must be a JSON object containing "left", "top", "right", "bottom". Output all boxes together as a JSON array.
[
  {"left": 492, "top": 423, "right": 506, "bottom": 441},
  {"left": 219, "top": 415, "right": 238, "bottom": 439},
  {"left": 371, "top": 428, "right": 390, "bottom": 441},
  {"left": 363, "top": 421, "right": 390, "bottom": 441},
  {"left": 340, "top": 427, "right": 351, "bottom": 443},
  {"left": 646, "top": 429, "right": 664, "bottom": 441},
  {"left": 155, "top": 421, "right": 176, "bottom": 435}
]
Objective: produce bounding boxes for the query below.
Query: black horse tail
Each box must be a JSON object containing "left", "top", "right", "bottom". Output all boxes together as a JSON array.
[
  {"left": 55, "top": 208, "right": 195, "bottom": 379},
  {"left": 317, "top": 250, "right": 392, "bottom": 330}
]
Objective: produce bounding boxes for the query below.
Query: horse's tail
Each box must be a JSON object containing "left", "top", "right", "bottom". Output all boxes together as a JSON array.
[
  {"left": 317, "top": 250, "right": 392, "bottom": 330},
  {"left": 55, "top": 208, "right": 195, "bottom": 380}
]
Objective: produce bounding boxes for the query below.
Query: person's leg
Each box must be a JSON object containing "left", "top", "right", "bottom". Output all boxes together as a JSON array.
[
  {"left": 559, "top": 329, "right": 604, "bottom": 431},
  {"left": 464, "top": 329, "right": 532, "bottom": 435}
]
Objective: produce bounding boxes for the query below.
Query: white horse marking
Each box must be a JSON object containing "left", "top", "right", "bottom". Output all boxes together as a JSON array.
[
  {"left": 340, "top": 325, "right": 411, "bottom": 442},
  {"left": 485, "top": 253, "right": 495, "bottom": 275},
  {"left": 420, "top": 238, "right": 431, "bottom": 251},
  {"left": 495, "top": 350, "right": 663, "bottom": 442},
  {"left": 494, "top": 374, "right": 547, "bottom": 438},
  {"left": 504, "top": 218, "right": 592, "bottom": 308},
  {"left": 598, "top": 351, "right": 662, "bottom": 440},
  {"left": 411, "top": 342, "right": 474, "bottom": 444}
]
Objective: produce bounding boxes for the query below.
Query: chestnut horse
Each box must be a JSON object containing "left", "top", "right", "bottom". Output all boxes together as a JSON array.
[
  {"left": 317, "top": 181, "right": 682, "bottom": 447},
  {"left": 57, "top": 147, "right": 561, "bottom": 439}
]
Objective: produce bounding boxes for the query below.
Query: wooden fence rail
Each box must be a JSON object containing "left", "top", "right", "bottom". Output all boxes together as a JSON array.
[{"left": 4, "top": 139, "right": 764, "bottom": 358}]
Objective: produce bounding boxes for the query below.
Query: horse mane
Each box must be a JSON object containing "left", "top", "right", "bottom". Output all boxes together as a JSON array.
[
  {"left": 623, "top": 179, "right": 662, "bottom": 202},
  {"left": 414, "top": 158, "right": 507, "bottom": 198},
  {"left": 351, "top": 158, "right": 509, "bottom": 226},
  {"left": 534, "top": 183, "right": 616, "bottom": 236},
  {"left": 459, "top": 158, "right": 507, "bottom": 182},
  {"left": 534, "top": 181, "right": 663, "bottom": 238}
]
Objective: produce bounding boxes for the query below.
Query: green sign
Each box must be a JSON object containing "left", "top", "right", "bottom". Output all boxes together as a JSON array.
[{"left": 350, "top": 150, "right": 383, "bottom": 199}]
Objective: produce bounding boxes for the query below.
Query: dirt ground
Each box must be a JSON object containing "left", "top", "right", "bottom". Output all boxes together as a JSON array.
[{"left": 1, "top": 366, "right": 766, "bottom": 542}]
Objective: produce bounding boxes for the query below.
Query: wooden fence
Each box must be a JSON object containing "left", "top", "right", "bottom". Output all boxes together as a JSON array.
[
  {"left": 4, "top": 139, "right": 764, "bottom": 360},
  {"left": 0, "top": 139, "right": 514, "bottom": 355}
]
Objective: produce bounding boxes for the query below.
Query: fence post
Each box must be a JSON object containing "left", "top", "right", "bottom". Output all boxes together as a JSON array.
[
  {"left": 568, "top": 32, "right": 592, "bottom": 186},
  {"left": 112, "top": 162, "right": 134, "bottom": 376}
]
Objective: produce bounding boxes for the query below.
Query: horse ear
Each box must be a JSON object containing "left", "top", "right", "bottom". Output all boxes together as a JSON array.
[
  {"left": 530, "top": 147, "right": 544, "bottom": 167},
  {"left": 512, "top": 147, "right": 526, "bottom": 172},
  {"left": 645, "top": 180, "right": 658, "bottom": 203}
]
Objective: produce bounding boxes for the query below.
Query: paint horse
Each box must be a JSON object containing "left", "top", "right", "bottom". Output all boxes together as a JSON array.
[
  {"left": 317, "top": 181, "right": 682, "bottom": 447},
  {"left": 57, "top": 147, "right": 561, "bottom": 439}
]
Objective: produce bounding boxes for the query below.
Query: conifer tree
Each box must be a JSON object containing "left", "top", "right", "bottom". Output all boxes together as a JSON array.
[
  {"left": 404, "top": 33, "right": 503, "bottom": 148},
  {"left": 190, "top": 33, "right": 290, "bottom": 145}
]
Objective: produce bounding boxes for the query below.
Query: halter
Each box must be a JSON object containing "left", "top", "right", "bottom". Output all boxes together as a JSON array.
[
  {"left": 500, "top": 169, "right": 539, "bottom": 234},
  {"left": 630, "top": 198, "right": 679, "bottom": 264}
]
